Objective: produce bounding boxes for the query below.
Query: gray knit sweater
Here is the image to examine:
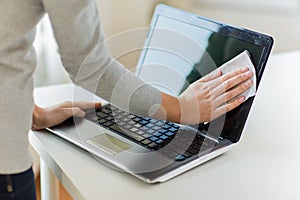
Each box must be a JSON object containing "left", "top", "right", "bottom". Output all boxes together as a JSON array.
[{"left": 0, "top": 0, "right": 161, "bottom": 174}]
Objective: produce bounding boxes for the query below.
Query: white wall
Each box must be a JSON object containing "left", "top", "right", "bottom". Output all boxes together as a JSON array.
[{"left": 96, "top": 0, "right": 159, "bottom": 69}]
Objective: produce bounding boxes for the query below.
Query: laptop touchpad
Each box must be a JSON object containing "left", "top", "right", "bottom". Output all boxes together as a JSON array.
[{"left": 86, "top": 134, "right": 131, "bottom": 155}]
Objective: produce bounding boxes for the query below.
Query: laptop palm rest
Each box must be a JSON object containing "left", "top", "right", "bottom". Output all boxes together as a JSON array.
[{"left": 86, "top": 134, "right": 131, "bottom": 156}]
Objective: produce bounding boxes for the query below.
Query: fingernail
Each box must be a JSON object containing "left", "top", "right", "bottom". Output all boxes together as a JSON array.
[
  {"left": 239, "top": 96, "right": 245, "bottom": 103},
  {"left": 244, "top": 80, "right": 252, "bottom": 87},
  {"left": 96, "top": 102, "right": 102, "bottom": 107},
  {"left": 80, "top": 111, "right": 85, "bottom": 117},
  {"left": 242, "top": 67, "right": 248, "bottom": 71},
  {"left": 246, "top": 71, "right": 252, "bottom": 76}
]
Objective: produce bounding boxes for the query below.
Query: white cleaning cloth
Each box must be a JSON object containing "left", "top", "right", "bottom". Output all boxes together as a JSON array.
[{"left": 218, "top": 50, "right": 256, "bottom": 100}]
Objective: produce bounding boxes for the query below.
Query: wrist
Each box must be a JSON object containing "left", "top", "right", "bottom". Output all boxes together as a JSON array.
[
  {"left": 166, "top": 96, "right": 181, "bottom": 123},
  {"left": 151, "top": 92, "right": 181, "bottom": 124},
  {"left": 32, "top": 105, "right": 45, "bottom": 130}
]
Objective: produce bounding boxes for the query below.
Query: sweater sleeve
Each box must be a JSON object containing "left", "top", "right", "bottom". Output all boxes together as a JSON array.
[{"left": 40, "top": 0, "right": 161, "bottom": 116}]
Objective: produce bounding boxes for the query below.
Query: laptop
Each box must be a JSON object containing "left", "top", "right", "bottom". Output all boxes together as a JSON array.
[{"left": 47, "top": 4, "right": 273, "bottom": 183}]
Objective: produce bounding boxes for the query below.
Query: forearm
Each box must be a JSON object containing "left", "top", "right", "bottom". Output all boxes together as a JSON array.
[{"left": 151, "top": 92, "right": 181, "bottom": 123}]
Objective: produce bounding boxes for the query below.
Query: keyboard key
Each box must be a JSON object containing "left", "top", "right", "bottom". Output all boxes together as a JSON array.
[
  {"left": 155, "top": 139, "right": 164, "bottom": 144},
  {"left": 123, "top": 124, "right": 132, "bottom": 129},
  {"left": 103, "top": 121, "right": 113, "bottom": 127},
  {"left": 141, "top": 139, "right": 151, "bottom": 145},
  {"left": 140, "top": 126, "right": 149, "bottom": 131},
  {"left": 129, "top": 127, "right": 139, "bottom": 132},
  {"left": 139, "top": 120, "right": 148, "bottom": 125},
  {"left": 116, "top": 121, "right": 126, "bottom": 127},
  {"left": 136, "top": 130, "right": 145, "bottom": 135},
  {"left": 174, "top": 155, "right": 186, "bottom": 161},
  {"left": 150, "top": 119, "right": 158, "bottom": 123},
  {"left": 169, "top": 127, "right": 178, "bottom": 132},
  {"left": 156, "top": 121, "right": 165, "bottom": 126},
  {"left": 114, "top": 115, "right": 123, "bottom": 120},
  {"left": 143, "top": 133, "right": 152, "bottom": 138},
  {"left": 102, "top": 108, "right": 112, "bottom": 114},
  {"left": 97, "top": 119, "right": 107, "bottom": 124},
  {"left": 128, "top": 114, "right": 136, "bottom": 119},
  {"left": 122, "top": 118, "right": 130, "bottom": 122},
  {"left": 149, "top": 136, "right": 159, "bottom": 142},
  {"left": 108, "top": 124, "right": 122, "bottom": 132},
  {"left": 166, "top": 122, "right": 173, "bottom": 126},
  {"left": 153, "top": 133, "right": 161, "bottom": 137},
  {"left": 163, "top": 124, "right": 171, "bottom": 129},
  {"left": 160, "top": 135, "right": 169, "bottom": 140},
  {"left": 105, "top": 116, "right": 114, "bottom": 121},
  {"left": 158, "top": 129, "right": 168, "bottom": 134},
  {"left": 148, "top": 142, "right": 159, "bottom": 150},
  {"left": 133, "top": 123, "right": 142, "bottom": 128},
  {"left": 146, "top": 123, "right": 154, "bottom": 128},
  {"left": 127, "top": 120, "right": 136, "bottom": 125},
  {"left": 119, "top": 111, "right": 127, "bottom": 116},
  {"left": 132, "top": 116, "right": 142, "bottom": 122},
  {"left": 146, "top": 129, "right": 155, "bottom": 135},
  {"left": 152, "top": 126, "right": 161, "bottom": 131},
  {"left": 173, "top": 124, "right": 180, "bottom": 129},
  {"left": 109, "top": 124, "right": 144, "bottom": 142},
  {"left": 165, "top": 131, "right": 175, "bottom": 137},
  {"left": 96, "top": 112, "right": 107, "bottom": 118}
]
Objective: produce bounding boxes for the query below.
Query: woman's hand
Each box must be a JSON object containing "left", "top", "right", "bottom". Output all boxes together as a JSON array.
[
  {"left": 178, "top": 67, "right": 253, "bottom": 124},
  {"left": 153, "top": 67, "right": 253, "bottom": 124},
  {"left": 32, "top": 101, "right": 101, "bottom": 131}
]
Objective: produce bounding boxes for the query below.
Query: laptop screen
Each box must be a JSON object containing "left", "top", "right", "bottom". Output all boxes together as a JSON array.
[{"left": 137, "top": 4, "right": 273, "bottom": 142}]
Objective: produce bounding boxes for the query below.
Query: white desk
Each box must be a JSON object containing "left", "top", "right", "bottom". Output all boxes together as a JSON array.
[{"left": 30, "top": 51, "right": 300, "bottom": 200}]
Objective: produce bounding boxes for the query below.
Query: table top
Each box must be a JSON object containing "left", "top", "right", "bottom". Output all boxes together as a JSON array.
[{"left": 30, "top": 51, "right": 300, "bottom": 200}]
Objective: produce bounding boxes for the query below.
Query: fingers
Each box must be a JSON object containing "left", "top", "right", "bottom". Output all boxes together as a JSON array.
[
  {"left": 206, "top": 67, "right": 251, "bottom": 89},
  {"left": 53, "top": 101, "right": 101, "bottom": 124},
  {"left": 178, "top": 66, "right": 254, "bottom": 124},
  {"left": 198, "top": 70, "right": 222, "bottom": 82},
  {"left": 212, "top": 79, "right": 253, "bottom": 108},
  {"left": 32, "top": 101, "right": 101, "bottom": 130},
  {"left": 213, "top": 96, "right": 245, "bottom": 118},
  {"left": 59, "top": 101, "right": 102, "bottom": 110},
  {"left": 72, "top": 101, "right": 102, "bottom": 110},
  {"left": 211, "top": 69, "right": 253, "bottom": 99},
  {"left": 62, "top": 107, "right": 86, "bottom": 118}
]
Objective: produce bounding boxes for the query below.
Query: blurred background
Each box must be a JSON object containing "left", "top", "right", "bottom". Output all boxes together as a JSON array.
[{"left": 33, "top": 0, "right": 300, "bottom": 87}]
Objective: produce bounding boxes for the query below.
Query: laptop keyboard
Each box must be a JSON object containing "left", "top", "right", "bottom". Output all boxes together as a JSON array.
[{"left": 85, "top": 105, "right": 217, "bottom": 162}]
